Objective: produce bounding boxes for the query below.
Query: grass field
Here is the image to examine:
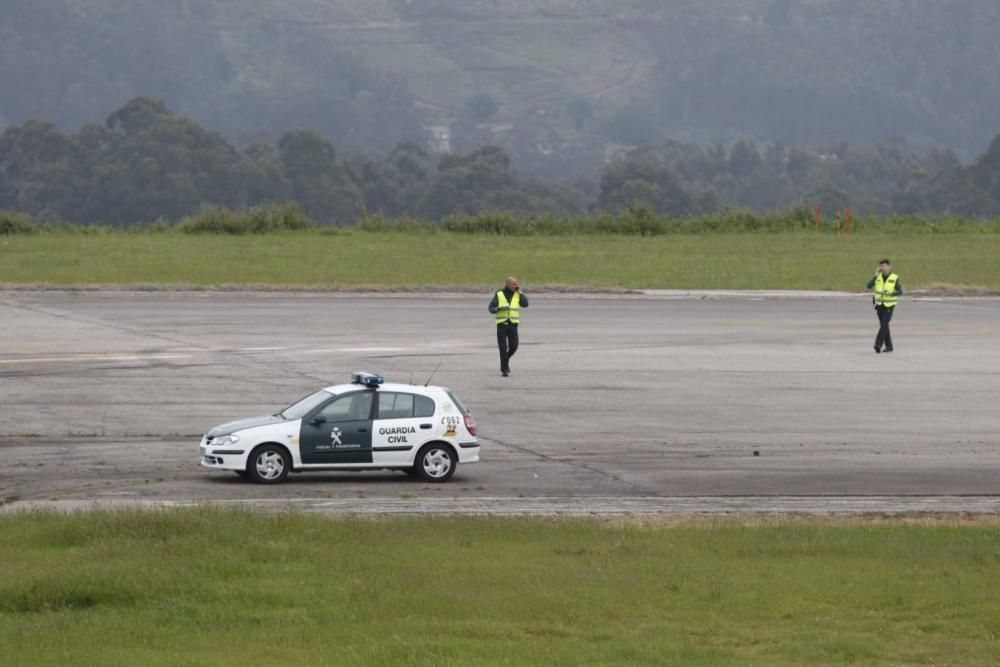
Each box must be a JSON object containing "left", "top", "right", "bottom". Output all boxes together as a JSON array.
[
  {"left": 2, "top": 231, "right": 999, "bottom": 291},
  {"left": 1, "top": 510, "right": 999, "bottom": 666}
]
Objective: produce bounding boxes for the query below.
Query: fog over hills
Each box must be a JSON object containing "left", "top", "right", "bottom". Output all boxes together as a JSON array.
[{"left": 3, "top": 0, "right": 1000, "bottom": 180}]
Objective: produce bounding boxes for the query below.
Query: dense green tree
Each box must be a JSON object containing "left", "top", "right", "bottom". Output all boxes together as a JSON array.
[
  {"left": 895, "top": 134, "right": 1000, "bottom": 215},
  {"left": 420, "top": 146, "right": 517, "bottom": 218},
  {"left": 3, "top": 99, "right": 1000, "bottom": 225},
  {"left": 278, "top": 130, "right": 361, "bottom": 225},
  {"left": 358, "top": 142, "right": 434, "bottom": 218},
  {"left": 598, "top": 149, "right": 708, "bottom": 216},
  {"left": 0, "top": 120, "right": 85, "bottom": 220}
]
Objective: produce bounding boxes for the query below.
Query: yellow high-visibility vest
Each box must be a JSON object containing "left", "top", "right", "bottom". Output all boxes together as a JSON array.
[
  {"left": 495, "top": 291, "right": 521, "bottom": 324},
  {"left": 874, "top": 273, "right": 899, "bottom": 307}
]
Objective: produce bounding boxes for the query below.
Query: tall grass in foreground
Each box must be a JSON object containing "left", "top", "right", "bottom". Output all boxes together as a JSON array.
[{"left": 1, "top": 509, "right": 998, "bottom": 666}]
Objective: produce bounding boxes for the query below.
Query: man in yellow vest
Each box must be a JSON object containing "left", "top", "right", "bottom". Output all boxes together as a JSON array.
[
  {"left": 867, "top": 258, "right": 902, "bottom": 354},
  {"left": 488, "top": 276, "right": 529, "bottom": 377}
]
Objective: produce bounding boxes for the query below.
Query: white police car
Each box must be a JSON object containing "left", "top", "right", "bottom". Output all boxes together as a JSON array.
[{"left": 199, "top": 372, "right": 479, "bottom": 484}]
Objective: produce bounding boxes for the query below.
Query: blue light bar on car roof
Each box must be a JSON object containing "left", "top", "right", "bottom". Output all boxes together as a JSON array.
[{"left": 351, "top": 371, "right": 384, "bottom": 388}]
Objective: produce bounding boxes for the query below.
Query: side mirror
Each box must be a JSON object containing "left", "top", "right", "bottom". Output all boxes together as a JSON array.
[{"left": 309, "top": 415, "right": 327, "bottom": 426}]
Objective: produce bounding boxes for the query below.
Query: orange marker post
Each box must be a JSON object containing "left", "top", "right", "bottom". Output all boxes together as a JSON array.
[
  {"left": 845, "top": 207, "right": 852, "bottom": 235},
  {"left": 815, "top": 203, "right": 822, "bottom": 233}
]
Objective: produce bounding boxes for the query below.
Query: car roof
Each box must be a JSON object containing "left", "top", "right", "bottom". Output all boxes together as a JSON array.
[{"left": 321, "top": 382, "right": 449, "bottom": 395}]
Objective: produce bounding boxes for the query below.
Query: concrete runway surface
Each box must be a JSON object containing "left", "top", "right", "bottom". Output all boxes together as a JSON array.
[{"left": 1, "top": 290, "right": 998, "bottom": 515}]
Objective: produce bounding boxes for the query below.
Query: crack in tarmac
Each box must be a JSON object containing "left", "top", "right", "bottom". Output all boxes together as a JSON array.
[{"left": 479, "top": 435, "right": 654, "bottom": 496}]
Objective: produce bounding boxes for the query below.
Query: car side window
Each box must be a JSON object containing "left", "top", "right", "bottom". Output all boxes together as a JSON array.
[
  {"left": 378, "top": 392, "right": 437, "bottom": 419},
  {"left": 318, "top": 392, "right": 373, "bottom": 422},
  {"left": 378, "top": 392, "right": 414, "bottom": 420},
  {"left": 414, "top": 395, "right": 436, "bottom": 418}
]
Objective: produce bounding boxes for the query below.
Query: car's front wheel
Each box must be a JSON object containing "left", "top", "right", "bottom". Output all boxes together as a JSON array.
[
  {"left": 247, "top": 445, "right": 290, "bottom": 484},
  {"left": 413, "top": 444, "right": 456, "bottom": 483}
]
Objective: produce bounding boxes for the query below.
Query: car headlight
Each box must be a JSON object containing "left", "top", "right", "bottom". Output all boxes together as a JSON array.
[{"left": 211, "top": 434, "right": 240, "bottom": 446}]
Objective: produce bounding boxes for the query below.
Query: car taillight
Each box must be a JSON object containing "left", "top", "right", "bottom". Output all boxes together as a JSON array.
[{"left": 464, "top": 415, "right": 477, "bottom": 437}]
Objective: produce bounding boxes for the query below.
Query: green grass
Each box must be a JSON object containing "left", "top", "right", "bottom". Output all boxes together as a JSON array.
[
  {"left": 2, "top": 231, "right": 999, "bottom": 290},
  {"left": 1, "top": 510, "right": 999, "bottom": 666}
]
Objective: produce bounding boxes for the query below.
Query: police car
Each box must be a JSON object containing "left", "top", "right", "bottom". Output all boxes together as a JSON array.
[{"left": 199, "top": 372, "right": 479, "bottom": 484}]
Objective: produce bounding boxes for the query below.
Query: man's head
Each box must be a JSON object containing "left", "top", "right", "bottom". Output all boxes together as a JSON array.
[
  {"left": 505, "top": 276, "right": 519, "bottom": 291},
  {"left": 879, "top": 259, "right": 891, "bottom": 275}
]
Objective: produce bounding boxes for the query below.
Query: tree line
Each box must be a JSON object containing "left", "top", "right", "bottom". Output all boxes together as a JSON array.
[
  {"left": 1, "top": 98, "right": 999, "bottom": 227},
  {"left": 599, "top": 137, "right": 1000, "bottom": 217}
]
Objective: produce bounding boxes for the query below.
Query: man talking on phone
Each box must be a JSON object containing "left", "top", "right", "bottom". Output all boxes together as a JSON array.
[
  {"left": 488, "top": 276, "right": 529, "bottom": 377},
  {"left": 867, "top": 258, "right": 902, "bottom": 353}
]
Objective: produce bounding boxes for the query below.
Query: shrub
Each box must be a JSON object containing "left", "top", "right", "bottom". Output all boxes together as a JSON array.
[
  {"left": 179, "top": 203, "right": 314, "bottom": 234},
  {"left": 245, "top": 202, "right": 314, "bottom": 233},
  {"left": 356, "top": 214, "right": 394, "bottom": 233},
  {"left": 443, "top": 211, "right": 529, "bottom": 235},
  {"left": 610, "top": 205, "right": 668, "bottom": 235},
  {"left": 143, "top": 218, "right": 173, "bottom": 234},
  {"left": 0, "top": 210, "right": 38, "bottom": 235},
  {"left": 353, "top": 206, "right": 866, "bottom": 236},
  {"left": 358, "top": 215, "right": 435, "bottom": 233},
  {"left": 394, "top": 217, "right": 433, "bottom": 234},
  {"left": 349, "top": 208, "right": 1000, "bottom": 236},
  {"left": 178, "top": 206, "right": 245, "bottom": 234},
  {"left": 531, "top": 214, "right": 579, "bottom": 235}
]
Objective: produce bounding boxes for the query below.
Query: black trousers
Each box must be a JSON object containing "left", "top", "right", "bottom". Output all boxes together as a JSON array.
[
  {"left": 875, "top": 305, "right": 894, "bottom": 351},
  {"left": 497, "top": 323, "right": 519, "bottom": 372}
]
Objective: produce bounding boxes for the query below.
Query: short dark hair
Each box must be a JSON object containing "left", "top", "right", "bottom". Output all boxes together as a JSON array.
[{"left": 879, "top": 258, "right": 891, "bottom": 265}]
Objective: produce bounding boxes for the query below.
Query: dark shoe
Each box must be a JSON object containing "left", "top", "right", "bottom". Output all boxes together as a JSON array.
[
  {"left": 883, "top": 348, "right": 893, "bottom": 353},
  {"left": 501, "top": 369, "right": 509, "bottom": 377},
  {"left": 874, "top": 346, "right": 881, "bottom": 354}
]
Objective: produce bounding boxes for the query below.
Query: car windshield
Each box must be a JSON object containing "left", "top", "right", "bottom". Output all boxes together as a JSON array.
[{"left": 280, "top": 390, "right": 334, "bottom": 420}]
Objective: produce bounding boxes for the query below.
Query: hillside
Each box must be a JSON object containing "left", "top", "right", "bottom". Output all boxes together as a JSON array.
[{"left": 2, "top": 0, "right": 1000, "bottom": 179}]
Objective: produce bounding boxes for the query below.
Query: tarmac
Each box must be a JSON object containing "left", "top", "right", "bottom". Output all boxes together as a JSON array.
[{"left": 1, "top": 290, "right": 998, "bottom": 515}]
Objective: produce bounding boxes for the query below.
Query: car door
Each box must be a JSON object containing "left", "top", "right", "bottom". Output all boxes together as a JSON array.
[
  {"left": 372, "top": 392, "right": 437, "bottom": 466},
  {"left": 299, "top": 391, "right": 375, "bottom": 465}
]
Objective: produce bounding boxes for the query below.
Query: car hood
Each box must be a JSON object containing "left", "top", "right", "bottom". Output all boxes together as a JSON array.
[{"left": 207, "top": 415, "right": 286, "bottom": 437}]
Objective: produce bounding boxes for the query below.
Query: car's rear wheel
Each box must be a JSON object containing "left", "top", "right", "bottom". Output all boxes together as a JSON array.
[
  {"left": 414, "top": 444, "right": 456, "bottom": 483},
  {"left": 247, "top": 445, "right": 290, "bottom": 484}
]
